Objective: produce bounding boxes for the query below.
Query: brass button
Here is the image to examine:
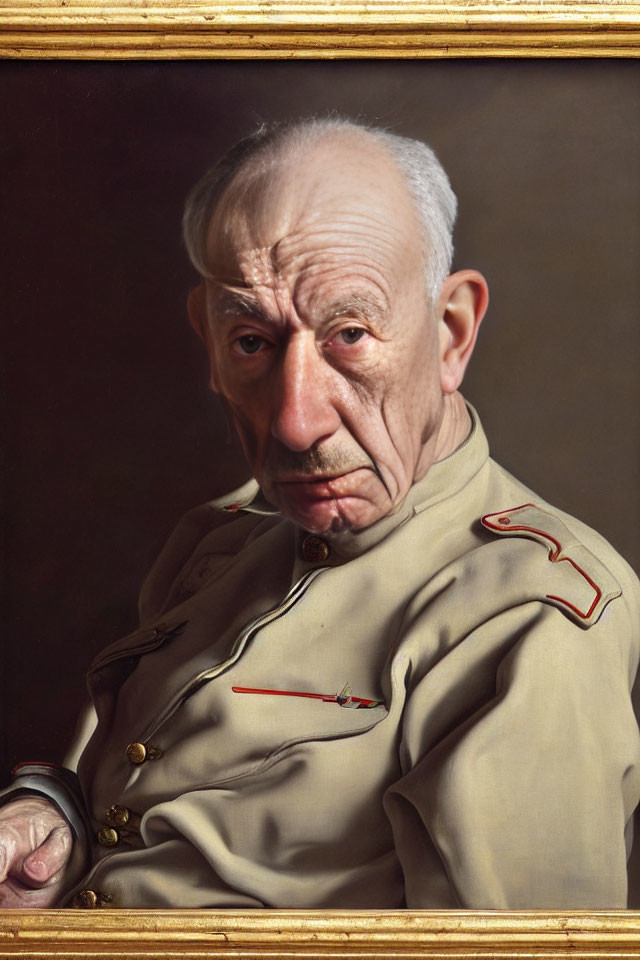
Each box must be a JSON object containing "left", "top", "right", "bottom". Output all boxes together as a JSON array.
[
  {"left": 107, "top": 804, "right": 130, "bottom": 827},
  {"left": 97, "top": 826, "right": 119, "bottom": 848},
  {"left": 126, "top": 741, "right": 163, "bottom": 764},
  {"left": 74, "top": 889, "right": 98, "bottom": 908},
  {"left": 301, "top": 535, "right": 330, "bottom": 562},
  {"left": 126, "top": 741, "right": 147, "bottom": 764},
  {"left": 73, "top": 888, "right": 112, "bottom": 909}
]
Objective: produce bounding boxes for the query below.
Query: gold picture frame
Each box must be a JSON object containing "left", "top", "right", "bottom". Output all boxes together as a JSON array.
[
  {"left": 1, "top": 908, "right": 640, "bottom": 957},
  {"left": 1, "top": 1, "right": 639, "bottom": 957},
  {"left": 0, "top": 0, "right": 639, "bottom": 59}
]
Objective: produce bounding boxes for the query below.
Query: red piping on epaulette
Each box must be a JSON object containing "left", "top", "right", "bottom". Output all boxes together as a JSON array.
[
  {"left": 11, "top": 761, "right": 62, "bottom": 776},
  {"left": 482, "top": 505, "right": 602, "bottom": 621}
]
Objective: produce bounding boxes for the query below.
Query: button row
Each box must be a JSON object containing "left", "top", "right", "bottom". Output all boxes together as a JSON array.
[{"left": 97, "top": 804, "right": 141, "bottom": 848}]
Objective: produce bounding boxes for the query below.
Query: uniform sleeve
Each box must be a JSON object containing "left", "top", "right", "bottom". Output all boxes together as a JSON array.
[{"left": 384, "top": 596, "right": 640, "bottom": 908}]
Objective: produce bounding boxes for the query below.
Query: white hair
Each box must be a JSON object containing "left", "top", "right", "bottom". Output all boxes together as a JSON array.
[{"left": 183, "top": 117, "right": 457, "bottom": 305}]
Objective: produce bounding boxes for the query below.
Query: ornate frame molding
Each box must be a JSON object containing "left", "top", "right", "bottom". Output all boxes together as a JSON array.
[
  {"left": 1, "top": 0, "right": 640, "bottom": 955},
  {"left": 1, "top": 909, "right": 640, "bottom": 957},
  {"left": 1, "top": 1, "right": 639, "bottom": 58}
]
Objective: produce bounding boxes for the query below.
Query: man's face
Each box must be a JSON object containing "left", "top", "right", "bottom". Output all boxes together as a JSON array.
[{"left": 201, "top": 134, "right": 450, "bottom": 535}]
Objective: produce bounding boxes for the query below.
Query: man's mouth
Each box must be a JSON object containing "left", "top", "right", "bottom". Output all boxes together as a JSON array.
[
  {"left": 272, "top": 469, "right": 367, "bottom": 498},
  {"left": 276, "top": 472, "right": 350, "bottom": 484}
]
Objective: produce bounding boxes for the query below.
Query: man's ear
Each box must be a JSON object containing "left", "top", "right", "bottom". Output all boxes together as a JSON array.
[
  {"left": 436, "top": 270, "right": 489, "bottom": 395},
  {"left": 187, "top": 283, "right": 221, "bottom": 394}
]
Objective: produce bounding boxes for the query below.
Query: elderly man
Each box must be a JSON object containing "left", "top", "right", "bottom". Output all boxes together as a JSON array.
[{"left": 1, "top": 118, "right": 639, "bottom": 910}]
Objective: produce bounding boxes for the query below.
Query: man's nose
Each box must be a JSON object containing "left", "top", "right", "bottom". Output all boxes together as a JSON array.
[{"left": 270, "top": 336, "right": 341, "bottom": 452}]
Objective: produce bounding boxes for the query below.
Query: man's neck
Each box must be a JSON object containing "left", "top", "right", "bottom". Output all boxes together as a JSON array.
[{"left": 433, "top": 392, "right": 472, "bottom": 463}]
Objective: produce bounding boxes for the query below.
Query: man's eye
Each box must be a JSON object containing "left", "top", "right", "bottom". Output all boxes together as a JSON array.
[
  {"left": 234, "top": 335, "right": 265, "bottom": 355},
  {"left": 336, "top": 328, "right": 367, "bottom": 345}
]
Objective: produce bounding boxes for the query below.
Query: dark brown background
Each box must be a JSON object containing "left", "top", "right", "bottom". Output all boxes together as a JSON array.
[{"left": 1, "top": 60, "right": 639, "bottom": 783}]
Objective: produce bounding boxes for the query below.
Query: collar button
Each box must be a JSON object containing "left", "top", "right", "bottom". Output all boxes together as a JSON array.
[{"left": 301, "top": 535, "right": 330, "bottom": 562}]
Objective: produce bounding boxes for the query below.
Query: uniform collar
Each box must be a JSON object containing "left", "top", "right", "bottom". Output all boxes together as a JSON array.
[
  {"left": 318, "top": 403, "right": 489, "bottom": 560},
  {"left": 210, "top": 403, "right": 490, "bottom": 562}
]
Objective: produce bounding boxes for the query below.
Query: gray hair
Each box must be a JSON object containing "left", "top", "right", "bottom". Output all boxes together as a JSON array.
[{"left": 183, "top": 117, "right": 457, "bottom": 305}]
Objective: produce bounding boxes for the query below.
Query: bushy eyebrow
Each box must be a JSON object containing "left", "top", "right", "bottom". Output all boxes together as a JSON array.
[
  {"left": 214, "top": 287, "right": 266, "bottom": 320},
  {"left": 321, "top": 294, "right": 391, "bottom": 329},
  {"left": 212, "top": 288, "right": 391, "bottom": 331}
]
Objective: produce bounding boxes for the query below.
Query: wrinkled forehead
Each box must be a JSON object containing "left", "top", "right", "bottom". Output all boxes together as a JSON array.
[{"left": 204, "top": 133, "right": 424, "bottom": 289}]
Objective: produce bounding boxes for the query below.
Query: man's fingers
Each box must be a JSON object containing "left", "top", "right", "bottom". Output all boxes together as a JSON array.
[
  {"left": 21, "top": 826, "right": 72, "bottom": 888},
  {"left": 0, "top": 873, "right": 65, "bottom": 908},
  {"left": 0, "top": 798, "right": 73, "bottom": 904}
]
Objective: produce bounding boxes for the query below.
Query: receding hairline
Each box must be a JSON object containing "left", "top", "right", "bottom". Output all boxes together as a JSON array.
[
  {"left": 183, "top": 116, "right": 458, "bottom": 304},
  {"left": 218, "top": 122, "right": 414, "bottom": 197},
  {"left": 204, "top": 124, "right": 424, "bottom": 270}
]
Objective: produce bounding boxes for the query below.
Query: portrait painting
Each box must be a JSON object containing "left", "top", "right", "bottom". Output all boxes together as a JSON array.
[{"left": 1, "top": 1, "right": 640, "bottom": 956}]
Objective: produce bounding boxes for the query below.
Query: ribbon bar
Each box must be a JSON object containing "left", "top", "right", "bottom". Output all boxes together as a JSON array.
[{"left": 231, "top": 685, "right": 382, "bottom": 709}]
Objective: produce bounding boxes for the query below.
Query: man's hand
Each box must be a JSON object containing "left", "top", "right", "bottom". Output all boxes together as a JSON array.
[{"left": 0, "top": 797, "right": 72, "bottom": 907}]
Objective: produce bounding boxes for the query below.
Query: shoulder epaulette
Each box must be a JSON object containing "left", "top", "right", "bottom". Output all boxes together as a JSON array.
[{"left": 481, "top": 503, "right": 621, "bottom": 628}]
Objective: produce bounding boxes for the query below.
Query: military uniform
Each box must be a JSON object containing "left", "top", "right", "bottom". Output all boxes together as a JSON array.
[{"left": 8, "top": 408, "right": 640, "bottom": 908}]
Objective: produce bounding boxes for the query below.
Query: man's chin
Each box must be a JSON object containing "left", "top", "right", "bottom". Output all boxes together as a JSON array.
[
  {"left": 276, "top": 493, "right": 388, "bottom": 536},
  {"left": 261, "top": 468, "right": 395, "bottom": 535}
]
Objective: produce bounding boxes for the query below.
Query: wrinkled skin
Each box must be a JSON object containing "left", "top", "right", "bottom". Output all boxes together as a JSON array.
[
  {"left": 191, "top": 130, "right": 488, "bottom": 535},
  {"left": 0, "top": 797, "right": 72, "bottom": 907}
]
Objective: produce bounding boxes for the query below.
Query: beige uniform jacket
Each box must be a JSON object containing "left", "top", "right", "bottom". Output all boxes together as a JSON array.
[{"left": 56, "top": 410, "right": 640, "bottom": 908}]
